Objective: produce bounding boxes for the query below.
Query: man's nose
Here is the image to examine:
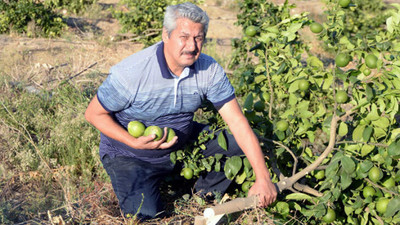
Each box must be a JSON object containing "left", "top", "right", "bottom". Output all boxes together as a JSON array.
[{"left": 186, "top": 38, "right": 197, "bottom": 51}]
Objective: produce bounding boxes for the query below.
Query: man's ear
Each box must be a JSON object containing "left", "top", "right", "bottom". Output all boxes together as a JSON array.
[{"left": 162, "top": 28, "right": 169, "bottom": 43}]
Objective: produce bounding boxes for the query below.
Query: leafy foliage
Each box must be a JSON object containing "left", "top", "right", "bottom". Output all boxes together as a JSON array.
[
  {"left": 43, "top": 0, "right": 96, "bottom": 14},
  {"left": 224, "top": 0, "right": 400, "bottom": 224},
  {"left": 111, "top": 0, "right": 202, "bottom": 46},
  {"left": 0, "top": 0, "right": 65, "bottom": 37}
]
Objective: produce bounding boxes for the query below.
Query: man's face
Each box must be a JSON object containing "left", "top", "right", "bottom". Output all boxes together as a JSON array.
[{"left": 163, "top": 18, "right": 205, "bottom": 74}]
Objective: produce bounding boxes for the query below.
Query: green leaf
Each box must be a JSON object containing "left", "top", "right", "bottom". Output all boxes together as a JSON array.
[
  {"left": 362, "top": 126, "right": 373, "bottom": 141},
  {"left": 359, "top": 160, "right": 373, "bottom": 173},
  {"left": 340, "top": 172, "right": 352, "bottom": 190},
  {"left": 235, "top": 171, "right": 247, "bottom": 184},
  {"left": 352, "top": 125, "right": 366, "bottom": 142},
  {"left": 243, "top": 93, "right": 254, "bottom": 110},
  {"left": 285, "top": 193, "right": 313, "bottom": 201},
  {"left": 341, "top": 156, "right": 355, "bottom": 174},
  {"left": 217, "top": 131, "right": 227, "bottom": 151},
  {"left": 338, "top": 122, "right": 348, "bottom": 136},
  {"left": 384, "top": 197, "right": 400, "bottom": 218},
  {"left": 307, "top": 56, "right": 324, "bottom": 69},
  {"left": 170, "top": 152, "right": 177, "bottom": 164},
  {"left": 388, "top": 141, "right": 400, "bottom": 156},
  {"left": 224, "top": 156, "right": 242, "bottom": 180},
  {"left": 275, "top": 202, "right": 290, "bottom": 215},
  {"left": 361, "top": 145, "right": 375, "bottom": 157}
]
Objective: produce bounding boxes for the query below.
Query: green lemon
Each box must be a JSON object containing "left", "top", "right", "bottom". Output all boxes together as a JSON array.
[
  {"left": 144, "top": 125, "right": 164, "bottom": 141},
  {"left": 376, "top": 198, "right": 390, "bottom": 214},
  {"left": 323, "top": 208, "right": 336, "bottom": 223},
  {"left": 336, "top": 90, "right": 348, "bottom": 103},
  {"left": 365, "top": 54, "right": 378, "bottom": 69},
  {"left": 241, "top": 181, "right": 253, "bottom": 192},
  {"left": 298, "top": 80, "right": 310, "bottom": 91},
  {"left": 127, "top": 121, "right": 146, "bottom": 138},
  {"left": 182, "top": 168, "right": 194, "bottom": 180},
  {"left": 166, "top": 127, "right": 176, "bottom": 142},
  {"left": 363, "top": 68, "right": 371, "bottom": 76},
  {"left": 339, "top": 0, "right": 351, "bottom": 7},
  {"left": 362, "top": 186, "right": 376, "bottom": 198},
  {"left": 335, "top": 53, "right": 350, "bottom": 67},
  {"left": 276, "top": 120, "right": 289, "bottom": 132},
  {"left": 368, "top": 166, "right": 383, "bottom": 182},
  {"left": 245, "top": 25, "right": 257, "bottom": 37},
  {"left": 310, "top": 22, "right": 323, "bottom": 33}
]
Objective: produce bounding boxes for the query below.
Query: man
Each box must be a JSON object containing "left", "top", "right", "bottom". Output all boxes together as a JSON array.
[{"left": 85, "top": 2, "right": 277, "bottom": 220}]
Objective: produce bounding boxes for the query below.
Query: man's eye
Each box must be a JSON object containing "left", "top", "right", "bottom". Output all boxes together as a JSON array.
[
  {"left": 196, "top": 37, "right": 204, "bottom": 42},
  {"left": 181, "top": 36, "right": 189, "bottom": 40}
]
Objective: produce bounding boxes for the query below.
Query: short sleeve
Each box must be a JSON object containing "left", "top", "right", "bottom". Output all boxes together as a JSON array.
[
  {"left": 206, "top": 64, "right": 235, "bottom": 107},
  {"left": 97, "top": 67, "right": 132, "bottom": 112}
]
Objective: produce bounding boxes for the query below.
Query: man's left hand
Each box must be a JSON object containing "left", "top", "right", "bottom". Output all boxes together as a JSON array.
[{"left": 248, "top": 178, "right": 277, "bottom": 207}]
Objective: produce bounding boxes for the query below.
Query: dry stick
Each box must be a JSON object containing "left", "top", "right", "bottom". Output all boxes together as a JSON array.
[
  {"left": 262, "top": 138, "right": 322, "bottom": 196},
  {"left": 276, "top": 108, "right": 355, "bottom": 192},
  {"left": 0, "top": 102, "right": 74, "bottom": 215},
  {"left": 63, "top": 62, "right": 98, "bottom": 83},
  {"left": 40, "top": 62, "right": 97, "bottom": 86}
]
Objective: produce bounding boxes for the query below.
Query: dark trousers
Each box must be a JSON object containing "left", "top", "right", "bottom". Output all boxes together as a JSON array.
[{"left": 101, "top": 123, "right": 244, "bottom": 220}]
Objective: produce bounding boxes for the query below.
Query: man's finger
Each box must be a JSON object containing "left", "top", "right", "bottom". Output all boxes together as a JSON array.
[{"left": 159, "top": 136, "right": 178, "bottom": 149}]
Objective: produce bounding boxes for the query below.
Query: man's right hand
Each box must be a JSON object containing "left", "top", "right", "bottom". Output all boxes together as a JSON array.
[{"left": 134, "top": 127, "right": 178, "bottom": 149}]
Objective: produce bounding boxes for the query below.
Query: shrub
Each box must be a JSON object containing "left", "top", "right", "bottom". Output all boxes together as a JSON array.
[
  {"left": 0, "top": 0, "right": 65, "bottom": 37},
  {"left": 111, "top": 0, "right": 202, "bottom": 46}
]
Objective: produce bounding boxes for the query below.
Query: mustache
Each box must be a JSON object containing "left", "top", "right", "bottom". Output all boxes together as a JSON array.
[{"left": 182, "top": 50, "right": 198, "bottom": 55}]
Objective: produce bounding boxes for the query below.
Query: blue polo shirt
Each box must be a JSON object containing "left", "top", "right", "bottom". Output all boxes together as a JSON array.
[{"left": 97, "top": 41, "right": 235, "bottom": 163}]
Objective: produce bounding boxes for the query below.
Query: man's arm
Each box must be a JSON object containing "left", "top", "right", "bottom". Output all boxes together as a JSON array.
[
  {"left": 84, "top": 95, "right": 178, "bottom": 149},
  {"left": 217, "top": 98, "right": 277, "bottom": 207}
]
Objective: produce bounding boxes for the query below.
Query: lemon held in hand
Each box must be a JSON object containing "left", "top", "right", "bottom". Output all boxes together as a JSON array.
[
  {"left": 166, "top": 127, "right": 176, "bottom": 142},
  {"left": 127, "top": 121, "right": 146, "bottom": 138},
  {"left": 144, "top": 125, "right": 164, "bottom": 141}
]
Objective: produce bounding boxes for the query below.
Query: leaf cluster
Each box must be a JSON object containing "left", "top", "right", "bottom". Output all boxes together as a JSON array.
[{"left": 0, "top": 0, "right": 65, "bottom": 37}]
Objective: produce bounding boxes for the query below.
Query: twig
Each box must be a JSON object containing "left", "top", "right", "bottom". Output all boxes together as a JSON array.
[
  {"left": 365, "top": 178, "right": 399, "bottom": 196},
  {"left": 292, "top": 183, "right": 323, "bottom": 197},
  {"left": 63, "top": 62, "right": 98, "bottom": 83},
  {"left": 272, "top": 140, "right": 298, "bottom": 176}
]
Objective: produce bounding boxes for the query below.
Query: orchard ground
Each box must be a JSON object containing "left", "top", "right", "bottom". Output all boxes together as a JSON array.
[{"left": 1, "top": 0, "right": 399, "bottom": 224}]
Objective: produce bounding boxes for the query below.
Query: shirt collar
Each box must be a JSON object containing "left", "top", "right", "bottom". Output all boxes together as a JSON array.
[{"left": 156, "top": 42, "right": 195, "bottom": 79}]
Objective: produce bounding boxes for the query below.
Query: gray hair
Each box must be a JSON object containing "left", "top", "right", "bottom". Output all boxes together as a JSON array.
[{"left": 163, "top": 2, "right": 209, "bottom": 37}]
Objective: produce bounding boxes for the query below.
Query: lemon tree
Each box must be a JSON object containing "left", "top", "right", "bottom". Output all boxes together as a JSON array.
[{"left": 226, "top": 0, "right": 400, "bottom": 224}]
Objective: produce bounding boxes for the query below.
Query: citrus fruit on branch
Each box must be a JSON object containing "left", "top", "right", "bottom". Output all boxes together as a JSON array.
[
  {"left": 335, "top": 90, "right": 348, "bottom": 103},
  {"left": 245, "top": 25, "right": 257, "bottom": 37},
  {"left": 310, "top": 22, "right": 323, "bottom": 33},
  {"left": 335, "top": 53, "right": 350, "bottom": 67},
  {"left": 365, "top": 54, "right": 378, "bottom": 69}
]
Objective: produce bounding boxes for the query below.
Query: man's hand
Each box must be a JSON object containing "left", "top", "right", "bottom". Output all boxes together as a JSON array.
[
  {"left": 248, "top": 177, "right": 277, "bottom": 207},
  {"left": 134, "top": 127, "right": 178, "bottom": 149}
]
